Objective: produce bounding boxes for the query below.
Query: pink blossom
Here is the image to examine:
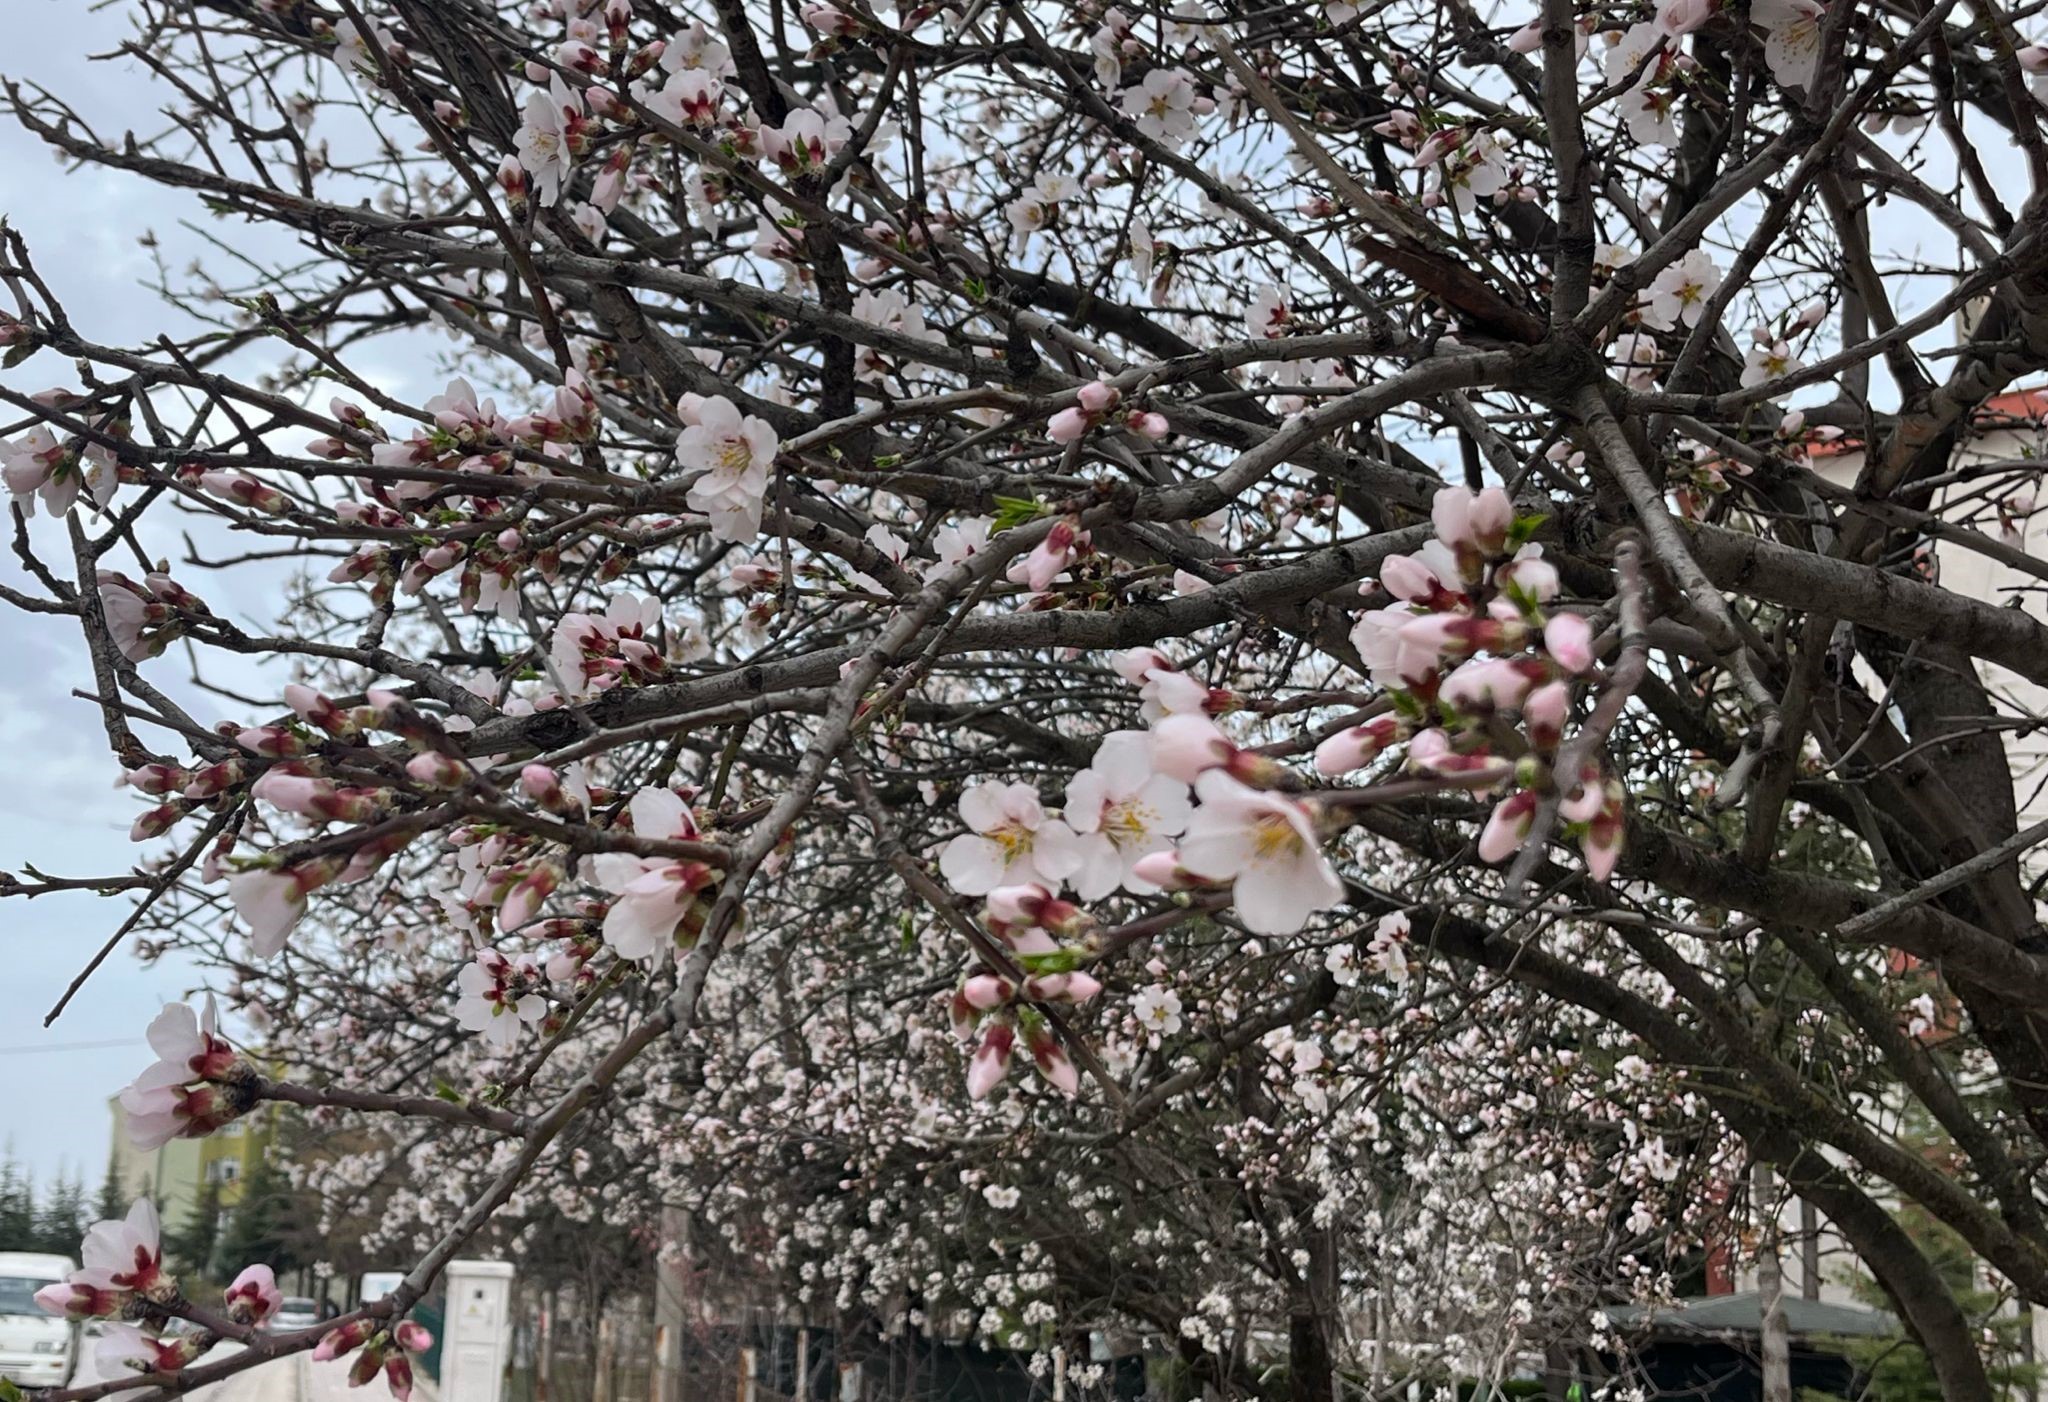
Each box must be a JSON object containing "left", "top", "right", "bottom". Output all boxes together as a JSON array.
[
  {"left": 455, "top": 952, "right": 548, "bottom": 1049},
  {"left": 938, "top": 781, "right": 1082, "bottom": 896},
  {"left": 1176, "top": 772, "right": 1343, "bottom": 935},
  {"left": 1656, "top": 0, "right": 1715, "bottom": 35},
  {"left": 228, "top": 860, "right": 339, "bottom": 957},
  {"left": 225, "top": 1264, "right": 283, "bottom": 1325},
  {"left": 592, "top": 788, "right": 719, "bottom": 960},
  {"left": 1062, "top": 731, "right": 1192, "bottom": 898},
  {"left": 78, "top": 1199, "right": 165, "bottom": 1295},
  {"left": 678, "top": 395, "right": 779, "bottom": 544},
  {"left": 94, "top": 1322, "right": 198, "bottom": 1377},
  {"left": 125, "top": 997, "right": 237, "bottom": 1101},
  {"left": 36, "top": 1279, "right": 124, "bottom": 1320}
]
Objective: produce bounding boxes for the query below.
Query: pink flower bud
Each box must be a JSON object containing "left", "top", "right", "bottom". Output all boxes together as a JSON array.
[
  {"left": 1313, "top": 716, "right": 1405, "bottom": 775},
  {"left": 314, "top": 1320, "right": 373, "bottom": 1361},
  {"left": 1469, "top": 487, "right": 1514, "bottom": 554},
  {"left": 122, "top": 762, "right": 187, "bottom": 795},
  {"left": 1076, "top": 380, "right": 1120, "bottom": 414},
  {"left": 520, "top": 763, "right": 582, "bottom": 814},
  {"left": 962, "top": 974, "right": 1013, "bottom": 1011},
  {"left": 985, "top": 884, "right": 1055, "bottom": 925},
  {"left": 1024, "top": 1019, "right": 1080, "bottom": 1097},
  {"left": 1062, "top": 971, "right": 1103, "bottom": 1003},
  {"left": 1128, "top": 410, "right": 1170, "bottom": 440},
  {"left": 1047, "top": 406, "right": 1092, "bottom": 443},
  {"left": 1478, "top": 789, "right": 1539, "bottom": 864},
  {"left": 130, "top": 802, "right": 184, "bottom": 842},
  {"left": 405, "top": 751, "right": 469, "bottom": 788},
  {"left": 1543, "top": 612, "right": 1595, "bottom": 674},
  {"left": 1523, "top": 681, "right": 1571, "bottom": 750},
  {"left": 967, "top": 1021, "right": 1015, "bottom": 1099},
  {"left": 1128, "top": 850, "right": 1198, "bottom": 891},
  {"left": 237, "top": 725, "right": 307, "bottom": 758},
  {"left": 1377, "top": 553, "right": 1442, "bottom": 603}
]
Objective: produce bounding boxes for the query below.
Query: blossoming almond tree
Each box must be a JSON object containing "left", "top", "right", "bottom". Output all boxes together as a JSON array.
[{"left": 8, "top": 0, "right": 2048, "bottom": 1397}]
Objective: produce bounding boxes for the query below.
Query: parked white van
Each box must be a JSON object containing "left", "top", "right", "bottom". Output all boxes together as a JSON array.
[{"left": 0, "top": 1252, "right": 77, "bottom": 1387}]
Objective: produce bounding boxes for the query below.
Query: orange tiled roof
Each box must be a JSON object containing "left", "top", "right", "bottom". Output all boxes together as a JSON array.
[{"left": 1805, "top": 387, "right": 2048, "bottom": 457}]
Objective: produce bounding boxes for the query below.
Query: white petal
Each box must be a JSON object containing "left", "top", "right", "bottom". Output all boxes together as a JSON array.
[
  {"left": 1091, "top": 730, "right": 1154, "bottom": 794},
  {"left": 939, "top": 835, "right": 1005, "bottom": 895},
  {"left": 144, "top": 1003, "right": 199, "bottom": 1062},
  {"left": 956, "top": 783, "right": 1008, "bottom": 834},
  {"left": 1063, "top": 771, "right": 1108, "bottom": 833},
  {"left": 1069, "top": 835, "right": 1124, "bottom": 902},
  {"left": 628, "top": 786, "right": 691, "bottom": 839},
  {"left": 1029, "top": 819, "right": 1085, "bottom": 884}
]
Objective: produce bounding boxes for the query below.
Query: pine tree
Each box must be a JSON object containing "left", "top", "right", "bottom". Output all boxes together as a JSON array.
[
  {"left": 0, "top": 1152, "right": 37, "bottom": 1251},
  {"left": 164, "top": 1177, "right": 225, "bottom": 1282},
  {"left": 95, "top": 1148, "right": 126, "bottom": 1222},
  {"left": 213, "top": 1157, "right": 301, "bottom": 1277},
  {"left": 33, "top": 1167, "right": 86, "bottom": 1256}
]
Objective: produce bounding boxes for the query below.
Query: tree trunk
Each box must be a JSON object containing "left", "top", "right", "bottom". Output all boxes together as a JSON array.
[
  {"left": 1755, "top": 1164, "right": 1792, "bottom": 1402},
  {"left": 1286, "top": 1220, "right": 1337, "bottom": 1402}
]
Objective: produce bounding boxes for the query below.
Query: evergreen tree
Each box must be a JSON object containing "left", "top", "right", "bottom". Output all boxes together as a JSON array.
[
  {"left": 0, "top": 1152, "right": 36, "bottom": 1251},
  {"left": 95, "top": 1149, "right": 126, "bottom": 1223},
  {"left": 213, "top": 1157, "right": 301, "bottom": 1277},
  {"left": 32, "top": 1167, "right": 86, "bottom": 1256},
  {"left": 164, "top": 1177, "right": 225, "bottom": 1282}
]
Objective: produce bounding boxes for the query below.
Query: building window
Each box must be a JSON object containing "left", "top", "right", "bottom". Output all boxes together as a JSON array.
[{"left": 206, "top": 1159, "right": 241, "bottom": 1184}]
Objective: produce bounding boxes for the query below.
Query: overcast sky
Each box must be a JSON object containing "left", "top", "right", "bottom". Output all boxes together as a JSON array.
[{"left": 0, "top": 2, "right": 438, "bottom": 1192}]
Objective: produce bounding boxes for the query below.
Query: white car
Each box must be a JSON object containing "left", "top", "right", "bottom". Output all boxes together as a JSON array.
[
  {"left": 269, "top": 1297, "right": 323, "bottom": 1333},
  {"left": 0, "top": 1252, "right": 77, "bottom": 1388}
]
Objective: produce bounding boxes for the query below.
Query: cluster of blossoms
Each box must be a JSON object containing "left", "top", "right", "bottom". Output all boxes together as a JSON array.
[
  {"left": 1332, "top": 486, "right": 1623, "bottom": 881},
  {"left": 1, "top": 415, "right": 121, "bottom": 516},
  {"left": 116, "top": 998, "right": 255, "bottom": 1150},
  {"left": 35, "top": 1199, "right": 282, "bottom": 1378},
  {"left": 36, "top": 1195, "right": 432, "bottom": 1393},
  {"left": 314, "top": 1317, "right": 436, "bottom": 1399},
  {"left": 932, "top": 487, "right": 1626, "bottom": 1098}
]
